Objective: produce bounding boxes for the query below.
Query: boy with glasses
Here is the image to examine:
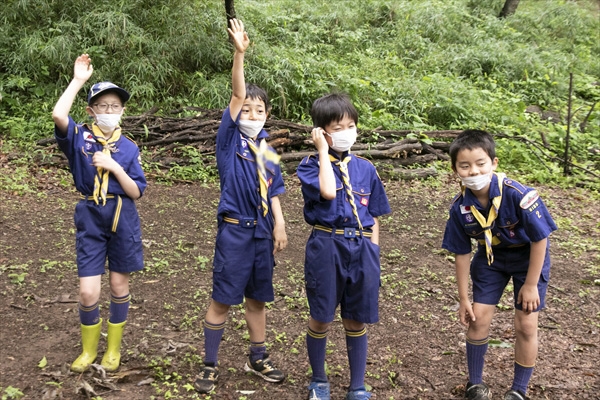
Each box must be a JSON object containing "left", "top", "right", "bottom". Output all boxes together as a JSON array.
[{"left": 52, "top": 53, "right": 146, "bottom": 373}]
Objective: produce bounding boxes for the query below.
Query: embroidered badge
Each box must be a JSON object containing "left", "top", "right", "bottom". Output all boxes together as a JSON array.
[
  {"left": 465, "top": 214, "right": 474, "bottom": 223},
  {"left": 241, "top": 139, "right": 247, "bottom": 148},
  {"left": 360, "top": 197, "right": 369, "bottom": 207},
  {"left": 85, "top": 142, "right": 93, "bottom": 151},
  {"left": 84, "top": 132, "right": 96, "bottom": 142},
  {"left": 268, "top": 177, "right": 273, "bottom": 187},
  {"left": 509, "top": 229, "right": 515, "bottom": 238},
  {"left": 460, "top": 205, "right": 472, "bottom": 214},
  {"left": 519, "top": 190, "right": 539, "bottom": 209}
]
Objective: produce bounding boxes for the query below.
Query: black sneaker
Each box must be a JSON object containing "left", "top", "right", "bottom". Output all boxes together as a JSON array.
[
  {"left": 243, "top": 353, "right": 285, "bottom": 383},
  {"left": 194, "top": 363, "right": 219, "bottom": 394},
  {"left": 503, "top": 389, "right": 526, "bottom": 400},
  {"left": 465, "top": 382, "right": 491, "bottom": 400}
]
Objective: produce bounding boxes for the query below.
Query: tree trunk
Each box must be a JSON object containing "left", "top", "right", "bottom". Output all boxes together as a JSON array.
[
  {"left": 225, "top": 0, "right": 236, "bottom": 25},
  {"left": 499, "top": 0, "right": 520, "bottom": 18}
]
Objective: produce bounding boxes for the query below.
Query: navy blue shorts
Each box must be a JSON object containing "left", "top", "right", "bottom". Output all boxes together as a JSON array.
[
  {"left": 304, "top": 229, "right": 381, "bottom": 324},
  {"left": 74, "top": 196, "right": 144, "bottom": 277},
  {"left": 471, "top": 244, "right": 550, "bottom": 311},
  {"left": 211, "top": 222, "right": 275, "bottom": 305}
]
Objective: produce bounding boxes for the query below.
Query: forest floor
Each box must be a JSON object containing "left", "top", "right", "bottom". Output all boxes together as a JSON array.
[{"left": 1, "top": 167, "right": 599, "bottom": 400}]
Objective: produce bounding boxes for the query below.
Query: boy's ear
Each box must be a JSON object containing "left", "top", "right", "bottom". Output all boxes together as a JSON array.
[
  {"left": 491, "top": 157, "right": 499, "bottom": 170},
  {"left": 85, "top": 106, "right": 95, "bottom": 117}
]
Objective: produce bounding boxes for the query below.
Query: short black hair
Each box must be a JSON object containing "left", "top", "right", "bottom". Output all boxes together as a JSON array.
[
  {"left": 246, "top": 84, "right": 271, "bottom": 112},
  {"left": 310, "top": 93, "right": 358, "bottom": 128},
  {"left": 449, "top": 129, "right": 496, "bottom": 168}
]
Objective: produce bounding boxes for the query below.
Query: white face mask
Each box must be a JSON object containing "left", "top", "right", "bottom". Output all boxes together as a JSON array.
[
  {"left": 461, "top": 173, "right": 492, "bottom": 191},
  {"left": 326, "top": 128, "right": 357, "bottom": 153},
  {"left": 94, "top": 112, "right": 122, "bottom": 133},
  {"left": 238, "top": 119, "right": 265, "bottom": 139}
]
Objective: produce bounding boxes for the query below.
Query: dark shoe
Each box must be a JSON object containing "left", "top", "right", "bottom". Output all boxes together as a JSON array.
[
  {"left": 345, "top": 389, "right": 372, "bottom": 400},
  {"left": 308, "top": 381, "right": 331, "bottom": 400},
  {"left": 504, "top": 389, "right": 526, "bottom": 400},
  {"left": 243, "top": 352, "right": 285, "bottom": 383},
  {"left": 194, "top": 364, "right": 219, "bottom": 394},
  {"left": 465, "top": 382, "right": 491, "bottom": 400}
]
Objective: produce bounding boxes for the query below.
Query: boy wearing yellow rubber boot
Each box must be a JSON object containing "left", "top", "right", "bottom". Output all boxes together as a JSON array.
[{"left": 52, "top": 54, "right": 146, "bottom": 372}]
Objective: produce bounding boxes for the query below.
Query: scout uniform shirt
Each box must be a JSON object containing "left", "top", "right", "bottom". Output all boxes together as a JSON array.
[
  {"left": 215, "top": 107, "right": 285, "bottom": 239},
  {"left": 55, "top": 117, "right": 147, "bottom": 197},
  {"left": 297, "top": 150, "right": 390, "bottom": 229},
  {"left": 442, "top": 173, "right": 557, "bottom": 256}
]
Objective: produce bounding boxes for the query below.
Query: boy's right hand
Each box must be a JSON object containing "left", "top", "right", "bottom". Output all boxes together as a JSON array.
[
  {"left": 227, "top": 18, "right": 249, "bottom": 54},
  {"left": 74, "top": 54, "right": 93, "bottom": 82},
  {"left": 458, "top": 299, "right": 476, "bottom": 327},
  {"left": 312, "top": 127, "right": 330, "bottom": 153}
]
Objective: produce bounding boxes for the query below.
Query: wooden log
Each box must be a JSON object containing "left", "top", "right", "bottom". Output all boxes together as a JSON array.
[{"left": 380, "top": 167, "right": 439, "bottom": 180}]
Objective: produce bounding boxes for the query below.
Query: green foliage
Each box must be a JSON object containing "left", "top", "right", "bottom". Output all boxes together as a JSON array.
[{"left": 1, "top": 0, "right": 598, "bottom": 186}]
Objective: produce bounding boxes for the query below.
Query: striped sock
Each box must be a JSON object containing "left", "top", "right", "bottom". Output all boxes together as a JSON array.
[
  {"left": 512, "top": 361, "right": 534, "bottom": 395},
  {"left": 466, "top": 336, "right": 489, "bottom": 385},
  {"left": 346, "top": 327, "right": 368, "bottom": 391},
  {"left": 249, "top": 341, "right": 266, "bottom": 363},
  {"left": 307, "top": 327, "right": 328, "bottom": 383},
  {"left": 109, "top": 293, "right": 131, "bottom": 324},
  {"left": 78, "top": 302, "right": 100, "bottom": 325},
  {"left": 203, "top": 320, "right": 226, "bottom": 365}
]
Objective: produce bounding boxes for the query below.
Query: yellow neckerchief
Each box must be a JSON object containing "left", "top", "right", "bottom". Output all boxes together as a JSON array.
[
  {"left": 91, "top": 124, "right": 121, "bottom": 205},
  {"left": 246, "top": 137, "right": 276, "bottom": 217},
  {"left": 463, "top": 172, "right": 506, "bottom": 265},
  {"left": 329, "top": 154, "right": 363, "bottom": 231}
]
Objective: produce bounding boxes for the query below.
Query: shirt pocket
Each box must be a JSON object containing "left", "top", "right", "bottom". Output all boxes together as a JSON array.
[{"left": 352, "top": 186, "right": 372, "bottom": 208}]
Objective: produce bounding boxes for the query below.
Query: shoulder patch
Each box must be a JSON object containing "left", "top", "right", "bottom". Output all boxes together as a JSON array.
[{"left": 520, "top": 190, "right": 539, "bottom": 209}]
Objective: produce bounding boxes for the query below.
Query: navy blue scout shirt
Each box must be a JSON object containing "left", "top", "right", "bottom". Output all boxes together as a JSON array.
[
  {"left": 54, "top": 117, "right": 147, "bottom": 196},
  {"left": 297, "top": 151, "right": 391, "bottom": 228},
  {"left": 442, "top": 173, "right": 557, "bottom": 255},
  {"left": 215, "top": 107, "right": 285, "bottom": 239}
]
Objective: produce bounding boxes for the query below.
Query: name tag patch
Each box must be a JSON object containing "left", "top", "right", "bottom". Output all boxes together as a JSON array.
[{"left": 520, "top": 190, "right": 539, "bottom": 209}]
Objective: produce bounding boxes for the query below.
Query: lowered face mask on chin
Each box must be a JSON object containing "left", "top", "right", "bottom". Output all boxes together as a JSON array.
[
  {"left": 93, "top": 112, "right": 123, "bottom": 134},
  {"left": 461, "top": 173, "right": 492, "bottom": 191},
  {"left": 326, "top": 127, "right": 357, "bottom": 153},
  {"left": 238, "top": 119, "right": 265, "bottom": 139}
]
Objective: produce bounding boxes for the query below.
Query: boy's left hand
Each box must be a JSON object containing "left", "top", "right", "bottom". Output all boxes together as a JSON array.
[
  {"left": 272, "top": 224, "right": 287, "bottom": 254},
  {"left": 517, "top": 282, "right": 540, "bottom": 313}
]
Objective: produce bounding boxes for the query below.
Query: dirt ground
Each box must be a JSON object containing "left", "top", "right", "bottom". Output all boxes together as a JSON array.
[{"left": 1, "top": 167, "right": 599, "bottom": 400}]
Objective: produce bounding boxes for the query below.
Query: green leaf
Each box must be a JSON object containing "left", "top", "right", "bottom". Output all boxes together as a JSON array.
[{"left": 38, "top": 356, "right": 47, "bottom": 368}]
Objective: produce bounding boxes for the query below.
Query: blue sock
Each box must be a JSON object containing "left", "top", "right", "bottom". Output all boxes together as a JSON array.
[
  {"left": 512, "top": 362, "right": 534, "bottom": 395},
  {"left": 78, "top": 302, "right": 100, "bottom": 325},
  {"left": 307, "top": 328, "right": 328, "bottom": 383},
  {"left": 203, "top": 320, "right": 225, "bottom": 365},
  {"left": 109, "top": 293, "right": 131, "bottom": 324},
  {"left": 346, "top": 327, "right": 368, "bottom": 391},
  {"left": 249, "top": 341, "right": 266, "bottom": 363},
  {"left": 466, "top": 336, "right": 488, "bottom": 385}
]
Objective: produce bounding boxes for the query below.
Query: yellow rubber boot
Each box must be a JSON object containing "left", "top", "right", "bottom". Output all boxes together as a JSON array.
[
  {"left": 71, "top": 319, "right": 102, "bottom": 373},
  {"left": 101, "top": 320, "right": 126, "bottom": 371}
]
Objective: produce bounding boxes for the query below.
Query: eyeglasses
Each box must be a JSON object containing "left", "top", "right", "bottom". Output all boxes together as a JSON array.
[{"left": 93, "top": 103, "right": 123, "bottom": 112}]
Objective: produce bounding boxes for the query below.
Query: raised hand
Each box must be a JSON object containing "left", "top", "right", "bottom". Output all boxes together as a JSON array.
[
  {"left": 73, "top": 54, "right": 94, "bottom": 82},
  {"left": 312, "top": 127, "right": 330, "bottom": 154},
  {"left": 227, "top": 18, "right": 250, "bottom": 54}
]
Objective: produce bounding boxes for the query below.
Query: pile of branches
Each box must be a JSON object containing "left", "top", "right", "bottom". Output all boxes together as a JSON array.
[{"left": 118, "top": 106, "right": 459, "bottom": 179}]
